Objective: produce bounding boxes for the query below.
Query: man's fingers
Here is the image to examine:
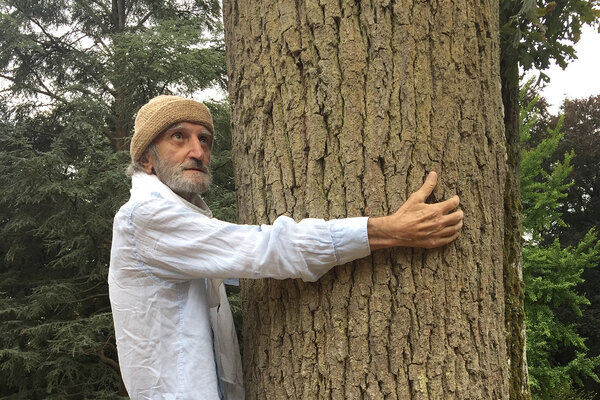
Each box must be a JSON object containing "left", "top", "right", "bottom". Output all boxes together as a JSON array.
[
  {"left": 441, "top": 208, "right": 463, "bottom": 224},
  {"left": 420, "top": 229, "right": 461, "bottom": 248},
  {"left": 437, "top": 219, "right": 464, "bottom": 238},
  {"left": 439, "top": 230, "right": 461, "bottom": 245},
  {"left": 423, "top": 212, "right": 463, "bottom": 237},
  {"left": 436, "top": 195, "right": 460, "bottom": 213},
  {"left": 414, "top": 171, "right": 438, "bottom": 201},
  {"left": 427, "top": 225, "right": 462, "bottom": 248}
]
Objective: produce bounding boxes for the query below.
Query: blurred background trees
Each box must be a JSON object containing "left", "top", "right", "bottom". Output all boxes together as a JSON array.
[{"left": 520, "top": 82, "right": 600, "bottom": 399}]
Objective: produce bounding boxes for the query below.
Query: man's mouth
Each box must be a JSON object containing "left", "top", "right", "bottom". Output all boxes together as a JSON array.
[
  {"left": 184, "top": 167, "right": 206, "bottom": 173},
  {"left": 181, "top": 161, "right": 208, "bottom": 173}
]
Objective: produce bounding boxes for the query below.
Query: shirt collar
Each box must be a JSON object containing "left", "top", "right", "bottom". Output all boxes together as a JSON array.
[{"left": 131, "top": 172, "right": 213, "bottom": 218}]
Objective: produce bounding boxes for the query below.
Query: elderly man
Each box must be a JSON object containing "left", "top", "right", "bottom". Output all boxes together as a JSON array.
[{"left": 109, "top": 95, "right": 464, "bottom": 400}]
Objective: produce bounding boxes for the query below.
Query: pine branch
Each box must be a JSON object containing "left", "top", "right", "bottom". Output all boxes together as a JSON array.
[
  {"left": 63, "top": 293, "right": 108, "bottom": 305},
  {"left": 73, "top": 0, "right": 111, "bottom": 35},
  {"left": 124, "top": 0, "right": 135, "bottom": 20},
  {"left": 96, "top": 341, "right": 120, "bottom": 373},
  {"left": 14, "top": 4, "right": 62, "bottom": 48},
  {"left": 80, "top": 281, "right": 105, "bottom": 294},
  {"left": 0, "top": 72, "right": 62, "bottom": 102},
  {"left": 137, "top": 11, "right": 153, "bottom": 28},
  {"left": 31, "top": 70, "right": 62, "bottom": 101},
  {"left": 87, "top": 0, "right": 112, "bottom": 17},
  {"left": 90, "top": 306, "right": 112, "bottom": 317},
  {"left": 12, "top": 0, "right": 116, "bottom": 101}
]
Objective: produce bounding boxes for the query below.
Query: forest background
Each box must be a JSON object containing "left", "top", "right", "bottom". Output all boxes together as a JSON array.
[{"left": 0, "top": 0, "right": 599, "bottom": 399}]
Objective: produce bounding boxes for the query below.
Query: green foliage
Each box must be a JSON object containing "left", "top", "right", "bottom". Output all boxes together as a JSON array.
[
  {"left": 555, "top": 96, "right": 600, "bottom": 397},
  {"left": 0, "top": 0, "right": 226, "bottom": 149},
  {"left": 204, "top": 100, "right": 236, "bottom": 223},
  {"left": 0, "top": 0, "right": 234, "bottom": 398},
  {"left": 555, "top": 95, "right": 600, "bottom": 246},
  {"left": 500, "top": 0, "right": 600, "bottom": 82},
  {"left": 533, "top": 94, "right": 600, "bottom": 398},
  {"left": 520, "top": 83, "right": 600, "bottom": 399},
  {"left": 520, "top": 84, "right": 573, "bottom": 240},
  {"left": 524, "top": 232, "right": 600, "bottom": 397},
  {"left": 0, "top": 99, "right": 130, "bottom": 398}
]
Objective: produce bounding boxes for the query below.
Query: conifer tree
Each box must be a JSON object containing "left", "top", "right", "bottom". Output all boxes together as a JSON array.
[
  {"left": 0, "top": 1, "right": 229, "bottom": 397},
  {"left": 520, "top": 83, "right": 600, "bottom": 399}
]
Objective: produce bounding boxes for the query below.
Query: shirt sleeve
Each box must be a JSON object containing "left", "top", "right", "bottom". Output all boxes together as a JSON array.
[{"left": 123, "top": 197, "right": 370, "bottom": 282}]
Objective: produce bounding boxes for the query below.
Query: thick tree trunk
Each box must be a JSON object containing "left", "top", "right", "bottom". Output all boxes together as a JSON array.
[{"left": 224, "top": 0, "right": 525, "bottom": 398}]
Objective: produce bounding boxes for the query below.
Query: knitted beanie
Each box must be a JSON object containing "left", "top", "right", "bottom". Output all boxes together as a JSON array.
[{"left": 131, "top": 95, "right": 214, "bottom": 162}]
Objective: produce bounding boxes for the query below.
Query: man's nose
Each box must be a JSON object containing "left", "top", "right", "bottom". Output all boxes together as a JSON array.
[{"left": 187, "top": 136, "right": 205, "bottom": 160}]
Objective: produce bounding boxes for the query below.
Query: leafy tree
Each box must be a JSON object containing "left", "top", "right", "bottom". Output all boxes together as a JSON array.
[
  {"left": 499, "top": 3, "right": 599, "bottom": 395},
  {"left": 520, "top": 84, "right": 600, "bottom": 400},
  {"left": 555, "top": 96, "right": 600, "bottom": 246},
  {"left": 557, "top": 95, "right": 600, "bottom": 397},
  {"left": 525, "top": 93, "right": 600, "bottom": 397},
  {"left": 0, "top": 0, "right": 230, "bottom": 398},
  {"left": 501, "top": 0, "right": 600, "bottom": 85}
]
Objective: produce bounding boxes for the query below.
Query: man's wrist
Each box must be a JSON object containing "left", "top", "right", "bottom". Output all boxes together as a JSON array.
[{"left": 367, "top": 216, "right": 399, "bottom": 251}]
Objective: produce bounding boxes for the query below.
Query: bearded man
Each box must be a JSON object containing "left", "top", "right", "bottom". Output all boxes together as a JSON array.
[{"left": 109, "top": 95, "right": 464, "bottom": 400}]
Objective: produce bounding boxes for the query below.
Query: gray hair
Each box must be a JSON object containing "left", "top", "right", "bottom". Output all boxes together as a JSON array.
[{"left": 125, "top": 144, "right": 159, "bottom": 178}]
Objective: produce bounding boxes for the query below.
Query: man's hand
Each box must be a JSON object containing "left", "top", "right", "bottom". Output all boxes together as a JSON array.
[{"left": 367, "top": 172, "right": 464, "bottom": 250}]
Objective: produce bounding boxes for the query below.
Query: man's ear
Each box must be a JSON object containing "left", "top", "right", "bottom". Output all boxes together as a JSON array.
[{"left": 139, "top": 152, "right": 154, "bottom": 174}]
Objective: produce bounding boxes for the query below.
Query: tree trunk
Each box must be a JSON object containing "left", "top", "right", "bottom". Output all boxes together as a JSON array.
[
  {"left": 500, "top": 50, "right": 531, "bottom": 400},
  {"left": 224, "top": 0, "right": 525, "bottom": 398},
  {"left": 111, "top": 88, "right": 132, "bottom": 152}
]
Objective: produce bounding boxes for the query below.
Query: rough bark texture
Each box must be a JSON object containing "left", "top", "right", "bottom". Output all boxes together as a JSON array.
[
  {"left": 500, "top": 52, "right": 531, "bottom": 400},
  {"left": 224, "top": 0, "right": 519, "bottom": 398}
]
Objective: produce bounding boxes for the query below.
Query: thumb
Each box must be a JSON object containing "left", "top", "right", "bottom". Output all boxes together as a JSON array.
[{"left": 414, "top": 171, "right": 438, "bottom": 201}]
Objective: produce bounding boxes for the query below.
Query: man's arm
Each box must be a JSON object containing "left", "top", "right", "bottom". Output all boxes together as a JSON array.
[
  {"left": 367, "top": 171, "right": 464, "bottom": 250},
  {"left": 123, "top": 198, "right": 369, "bottom": 282},
  {"left": 120, "top": 171, "right": 460, "bottom": 282}
]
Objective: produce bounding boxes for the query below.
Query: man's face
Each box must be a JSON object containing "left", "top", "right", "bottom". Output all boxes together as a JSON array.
[{"left": 143, "top": 122, "right": 213, "bottom": 197}]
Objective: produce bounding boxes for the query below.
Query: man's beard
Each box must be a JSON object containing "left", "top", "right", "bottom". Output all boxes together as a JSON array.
[{"left": 152, "top": 152, "right": 212, "bottom": 199}]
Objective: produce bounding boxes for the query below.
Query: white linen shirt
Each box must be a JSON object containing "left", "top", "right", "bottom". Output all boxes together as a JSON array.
[{"left": 108, "top": 173, "right": 370, "bottom": 399}]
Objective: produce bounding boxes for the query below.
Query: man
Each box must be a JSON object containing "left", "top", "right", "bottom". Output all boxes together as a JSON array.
[{"left": 109, "top": 95, "right": 464, "bottom": 400}]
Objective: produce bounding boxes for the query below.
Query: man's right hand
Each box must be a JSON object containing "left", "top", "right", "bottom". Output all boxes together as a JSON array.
[{"left": 367, "top": 171, "right": 464, "bottom": 250}]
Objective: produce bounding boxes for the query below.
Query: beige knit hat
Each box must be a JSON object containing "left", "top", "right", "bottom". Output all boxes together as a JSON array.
[{"left": 131, "top": 95, "right": 214, "bottom": 162}]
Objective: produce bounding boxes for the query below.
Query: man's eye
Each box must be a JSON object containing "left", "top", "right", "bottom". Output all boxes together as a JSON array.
[
  {"left": 200, "top": 136, "right": 208, "bottom": 143},
  {"left": 172, "top": 132, "right": 183, "bottom": 140}
]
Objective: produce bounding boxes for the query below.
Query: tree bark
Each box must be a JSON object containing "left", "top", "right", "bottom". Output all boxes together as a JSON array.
[
  {"left": 500, "top": 50, "right": 531, "bottom": 400},
  {"left": 224, "top": 0, "right": 525, "bottom": 398}
]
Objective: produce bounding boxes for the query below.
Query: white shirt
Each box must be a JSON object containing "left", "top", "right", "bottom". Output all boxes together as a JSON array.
[{"left": 108, "top": 173, "right": 370, "bottom": 399}]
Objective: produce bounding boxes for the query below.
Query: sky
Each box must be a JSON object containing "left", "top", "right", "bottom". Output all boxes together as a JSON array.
[{"left": 528, "top": 25, "right": 600, "bottom": 114}]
